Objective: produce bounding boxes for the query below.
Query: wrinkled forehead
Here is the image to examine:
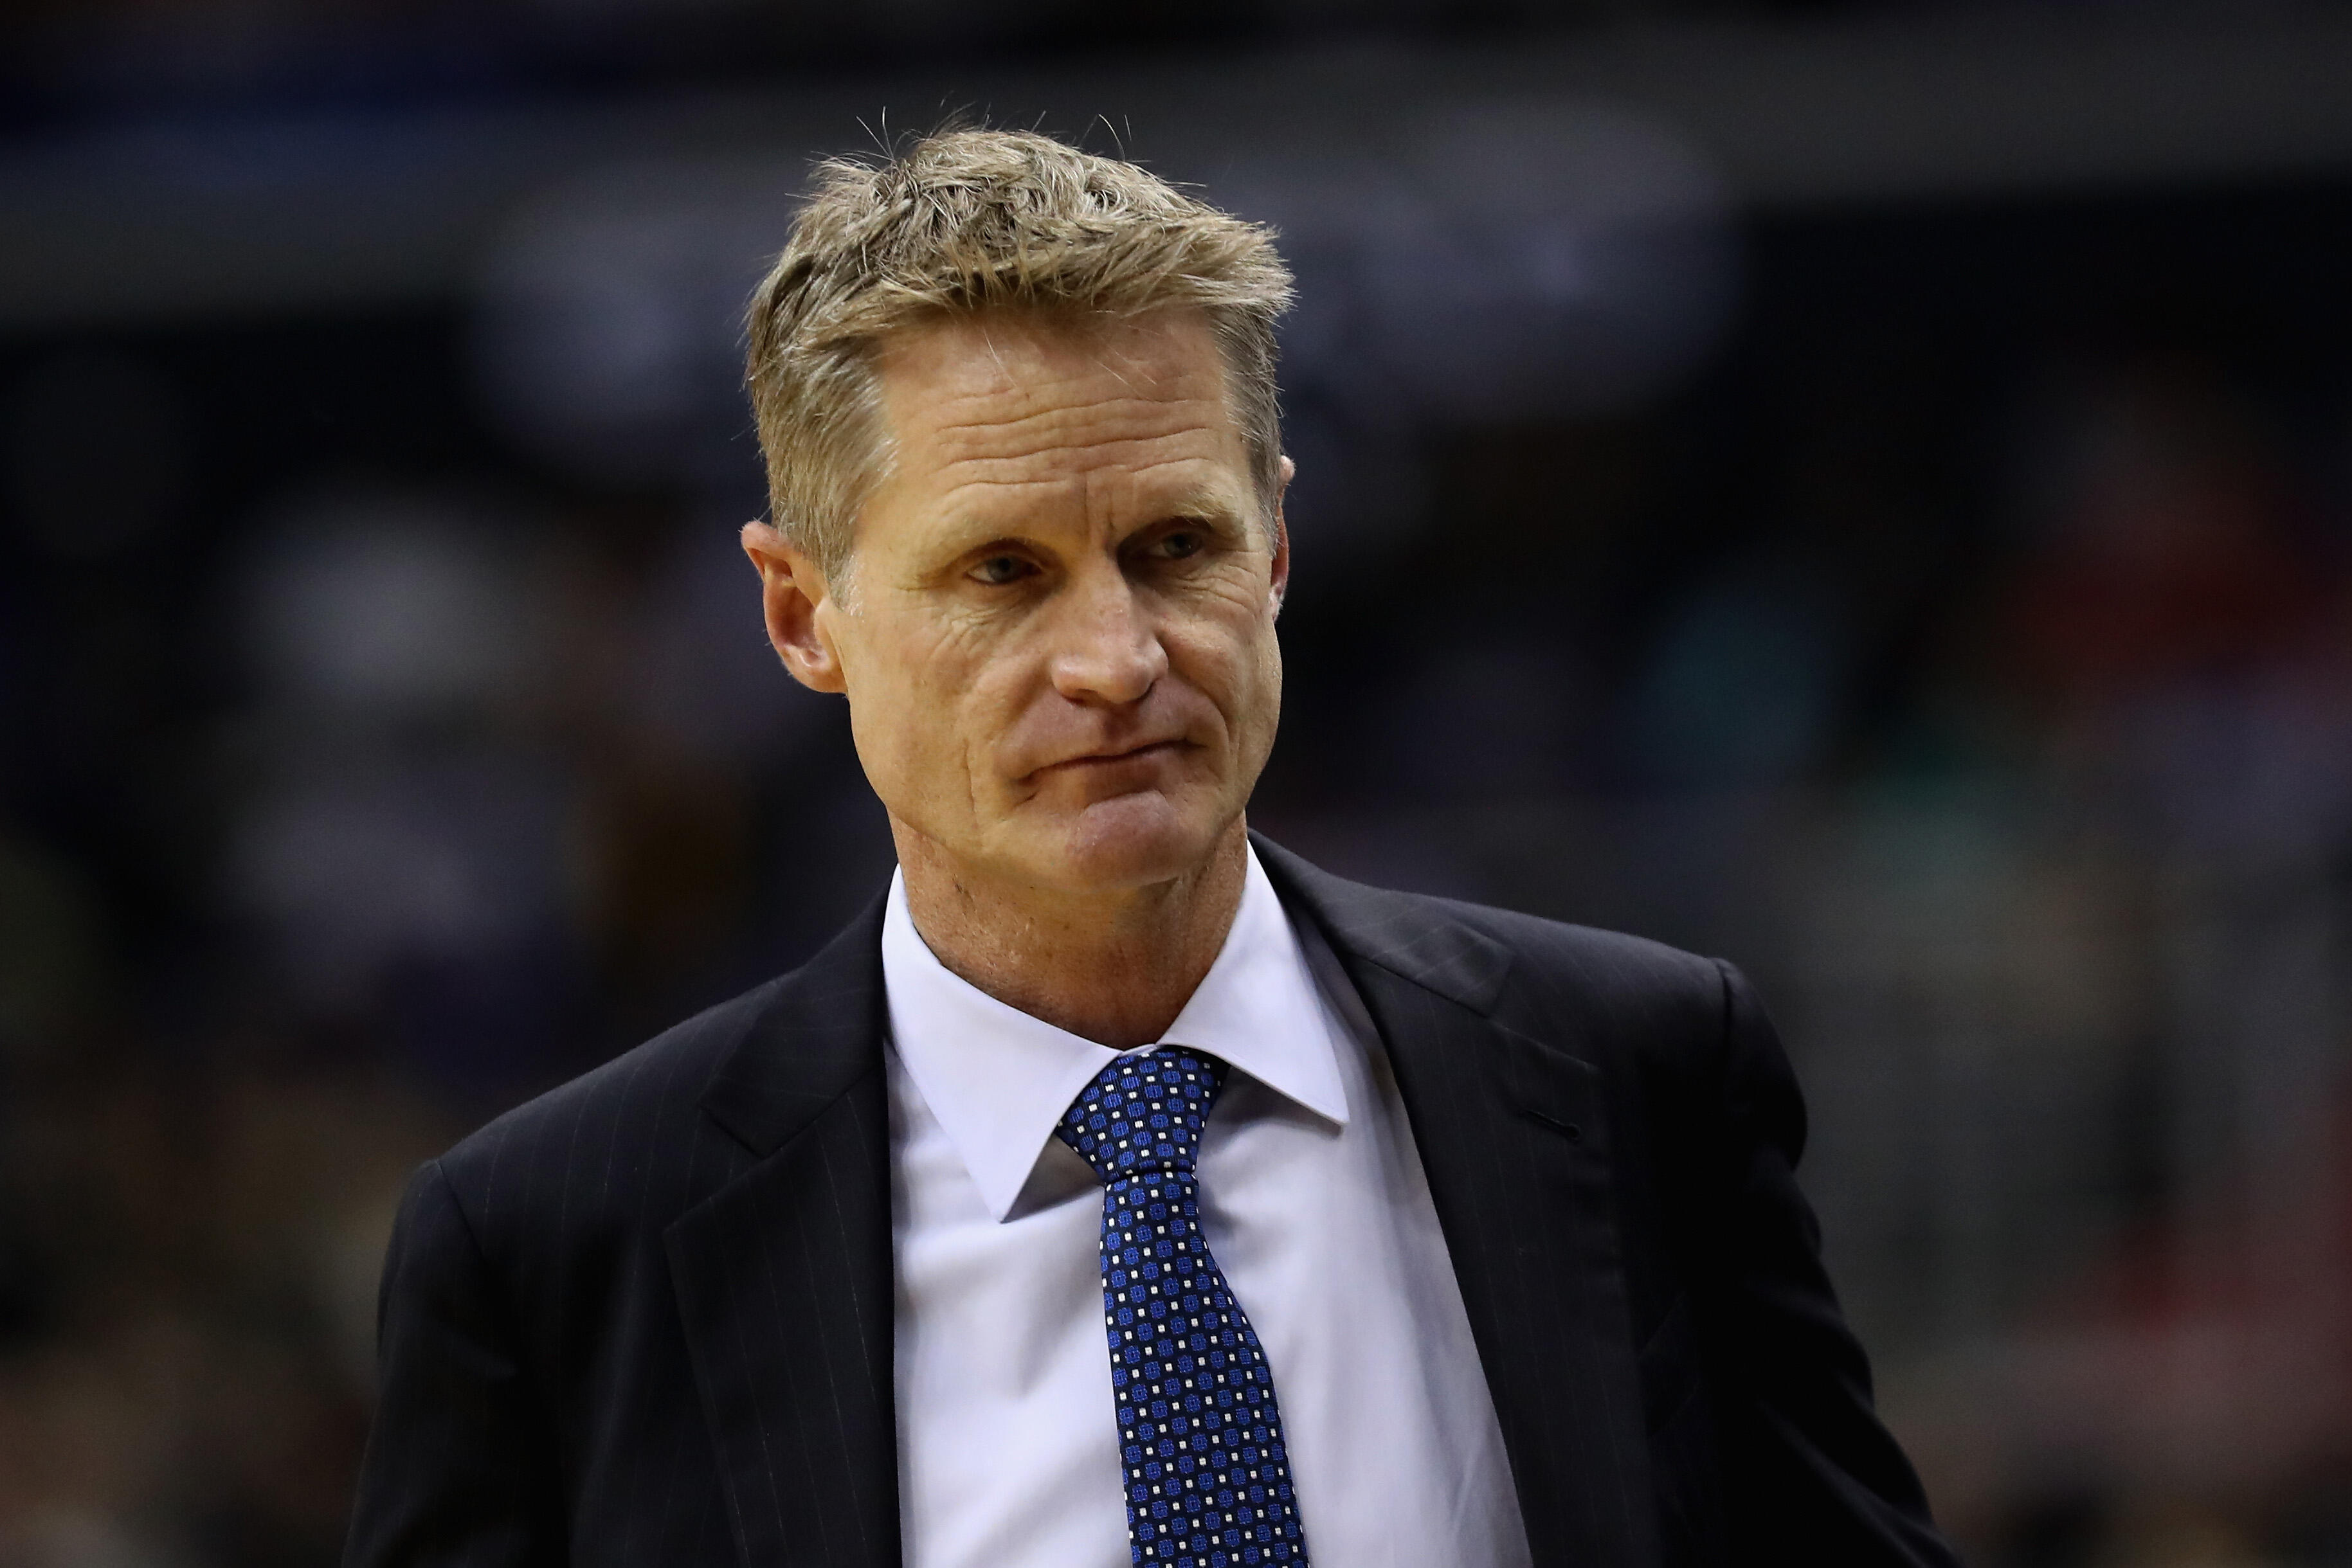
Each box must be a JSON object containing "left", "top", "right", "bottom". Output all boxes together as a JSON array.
[
  {"left": 865, "top": 307, "right": 1258, "bottom": 521},
  {"left": 874, "top": 306, "right": 1237, "bottom": 433}
]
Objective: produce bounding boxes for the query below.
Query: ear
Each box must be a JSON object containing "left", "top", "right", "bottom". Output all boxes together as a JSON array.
[
  {"left": 1267, "top": 455, "right": 1296, "bottom": 618},
  {"left": 741, "top": 521, "right": 847, "bottom": 694}
]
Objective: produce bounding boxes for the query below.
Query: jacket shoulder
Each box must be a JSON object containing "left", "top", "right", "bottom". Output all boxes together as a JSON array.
[
  {"left": 1415, "top": 894, "right": 1735, "bottom": 1091},
  {"left": 1361, "top": 887, "right": 1791, "bottom": 1184},
  {"left": 1456, "top": 899, "right": 1746, "bottom": 1113},
  {"left": 1260, "top": 831, "right": 1729, "bottom": 1038},
  {"left": 1450, "top": 896, "right": 1729, "bottom": 1031},
  {"left": 431, "top": 975, "right": 785, "bottom": 1228},
  {"left": 1258, "top": 836, "right": 1739, "bottom": 1097}
]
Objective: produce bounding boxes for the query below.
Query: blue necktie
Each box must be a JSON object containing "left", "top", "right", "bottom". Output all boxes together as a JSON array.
[{"left": 1056, "top": 1047, "right": 1311, "bottom": 1568}]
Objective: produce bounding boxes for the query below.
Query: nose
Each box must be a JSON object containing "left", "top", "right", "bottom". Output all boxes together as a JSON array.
[{"left": 1047, "top": 564, "right": 1168, "bottom": 707}]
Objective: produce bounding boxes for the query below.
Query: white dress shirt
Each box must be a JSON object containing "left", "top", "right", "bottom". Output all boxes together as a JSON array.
[{"left": 882, "top": 846, "right": 1533, "bottom": 1568}]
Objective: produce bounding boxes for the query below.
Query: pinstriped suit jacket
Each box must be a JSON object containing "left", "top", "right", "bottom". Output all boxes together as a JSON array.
[{"left": 343, "top": 835, "right": 1959, "bottom": 1568}]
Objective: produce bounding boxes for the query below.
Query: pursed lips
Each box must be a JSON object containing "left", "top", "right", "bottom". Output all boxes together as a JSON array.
[{"left": 1027, "top": 737, "right": 1194, "bottom": 779}]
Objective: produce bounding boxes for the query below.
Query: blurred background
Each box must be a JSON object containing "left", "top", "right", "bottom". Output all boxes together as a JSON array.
[{"left": 5, "top": 1, "right": 2352, "bottom": 1563}]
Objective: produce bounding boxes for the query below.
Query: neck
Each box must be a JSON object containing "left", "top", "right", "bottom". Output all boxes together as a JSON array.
[{"left": 893, "top": 820, "right": 1251, "bottom": 1050}]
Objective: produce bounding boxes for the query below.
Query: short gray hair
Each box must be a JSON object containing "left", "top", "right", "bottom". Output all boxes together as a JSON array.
[{"left": 745, "top": 129, "right": 1295, "bottom": 579}]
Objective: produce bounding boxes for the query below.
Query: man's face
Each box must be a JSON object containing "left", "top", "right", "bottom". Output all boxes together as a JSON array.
[{"left": 756, "top": 309, "right": 1289, "bottom": 896}]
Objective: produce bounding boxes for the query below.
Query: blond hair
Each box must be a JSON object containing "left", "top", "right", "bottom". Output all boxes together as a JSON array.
[{"left": 744, "top": 129, "right": 1295, "bottom": 579}]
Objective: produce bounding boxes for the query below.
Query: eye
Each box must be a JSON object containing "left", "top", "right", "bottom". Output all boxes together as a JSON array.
[
  {"left": 1153, "top": 528, "right": 1208, "bottom": 560},
  {"left": 968, "top": 552, "right": 1038, "bottom": 586}
]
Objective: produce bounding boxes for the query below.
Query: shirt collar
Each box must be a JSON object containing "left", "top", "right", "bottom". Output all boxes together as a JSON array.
[{"left": 880, "top": 844, "right": 1352, "bottom": 1222}]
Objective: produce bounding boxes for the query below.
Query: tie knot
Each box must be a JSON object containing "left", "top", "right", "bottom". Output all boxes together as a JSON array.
[{"left": 1054, "top": 1046, "right": 1224, "bottom": 1185}]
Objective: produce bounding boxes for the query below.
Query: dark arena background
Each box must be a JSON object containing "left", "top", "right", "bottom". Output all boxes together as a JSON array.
[{"left": 7, "top": 5, "right": 2352, "bottom": 1564}]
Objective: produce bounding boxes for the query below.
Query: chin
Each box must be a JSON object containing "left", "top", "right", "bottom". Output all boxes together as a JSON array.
[{"left": 1033, "top": 792, "right": 1229, "bottom": 893}]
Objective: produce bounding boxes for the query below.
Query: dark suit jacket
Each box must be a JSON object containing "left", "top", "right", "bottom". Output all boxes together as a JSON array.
[{"left": 345, "top": 836, "right": 1960, "bottom": 1568}]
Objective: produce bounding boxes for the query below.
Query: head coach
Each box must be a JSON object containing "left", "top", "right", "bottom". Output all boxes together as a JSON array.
[{"left": 344, "top": 129, "right": 1959, "bottom": 1568}]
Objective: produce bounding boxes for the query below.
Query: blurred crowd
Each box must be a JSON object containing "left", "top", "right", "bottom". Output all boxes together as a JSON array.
[
  {"left": 6, "top": 5, "right": 2352, "bottom": 1566},
  {"left": 0, "top": 334, "right": 898, "bottom": 1568}
]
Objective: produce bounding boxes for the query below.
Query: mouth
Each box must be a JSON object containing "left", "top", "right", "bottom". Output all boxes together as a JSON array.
[{"left": 1033, "top": 737, "right": 1191, "bottom": 777}]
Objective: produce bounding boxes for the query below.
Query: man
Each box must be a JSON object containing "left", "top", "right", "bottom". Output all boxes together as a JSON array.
[{"left": 346, "top": 130, "right": 1958, "bottom": 1568}]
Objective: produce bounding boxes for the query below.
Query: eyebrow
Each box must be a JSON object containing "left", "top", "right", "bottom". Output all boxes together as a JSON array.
[
  {"left": 1148, "top": 482, "right": 1249, "bottom": 527},
  {"left": 933, "top": 476, "right": 1251, "bottom": 550}
]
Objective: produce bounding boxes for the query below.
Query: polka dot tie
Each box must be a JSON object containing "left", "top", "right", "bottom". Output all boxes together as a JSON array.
[{"left": 1055, "top": 1047, "right": 1311, "bottom": 1568}]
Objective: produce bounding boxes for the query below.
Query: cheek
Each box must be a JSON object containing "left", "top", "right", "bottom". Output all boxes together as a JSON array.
[
  {"left": 1240, "top": 627, "right": 1284, "bottom": 748},
  {"left": 843, "top": 608, "right": 1031, "bottom": 804},
  {"left": 1168, "top": 599, "right": 1281, "bottom": 737},
  {"left": 839, "top": 615, "right": 954, "bottom": 797},
  {"left": 1182, "top": 567, "right": 1279, "bottom": 680}
]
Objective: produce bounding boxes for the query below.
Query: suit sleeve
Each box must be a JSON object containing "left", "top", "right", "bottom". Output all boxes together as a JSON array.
[
  {"left": 344, "top": 1158, "right": 566, "bottom": 1568},
  {"left": 1699, "top": 960, "right": 1960, "bottom": 1567}
]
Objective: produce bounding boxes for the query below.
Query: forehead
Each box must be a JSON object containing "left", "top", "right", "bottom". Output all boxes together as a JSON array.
[{"left": 869, "top": 309, "right": 1249, "bottom": 510}]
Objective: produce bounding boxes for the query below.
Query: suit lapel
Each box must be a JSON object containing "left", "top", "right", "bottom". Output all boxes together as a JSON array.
[
  {"left": 658, "top": 840, "right": 1656, "bottom": 1568},
  {"left": 667, "top": 899, "right": 901, "bottom": 1568},
  {"left": 1256, "top": 835, "right": 1658, "bottom": 1568}
]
